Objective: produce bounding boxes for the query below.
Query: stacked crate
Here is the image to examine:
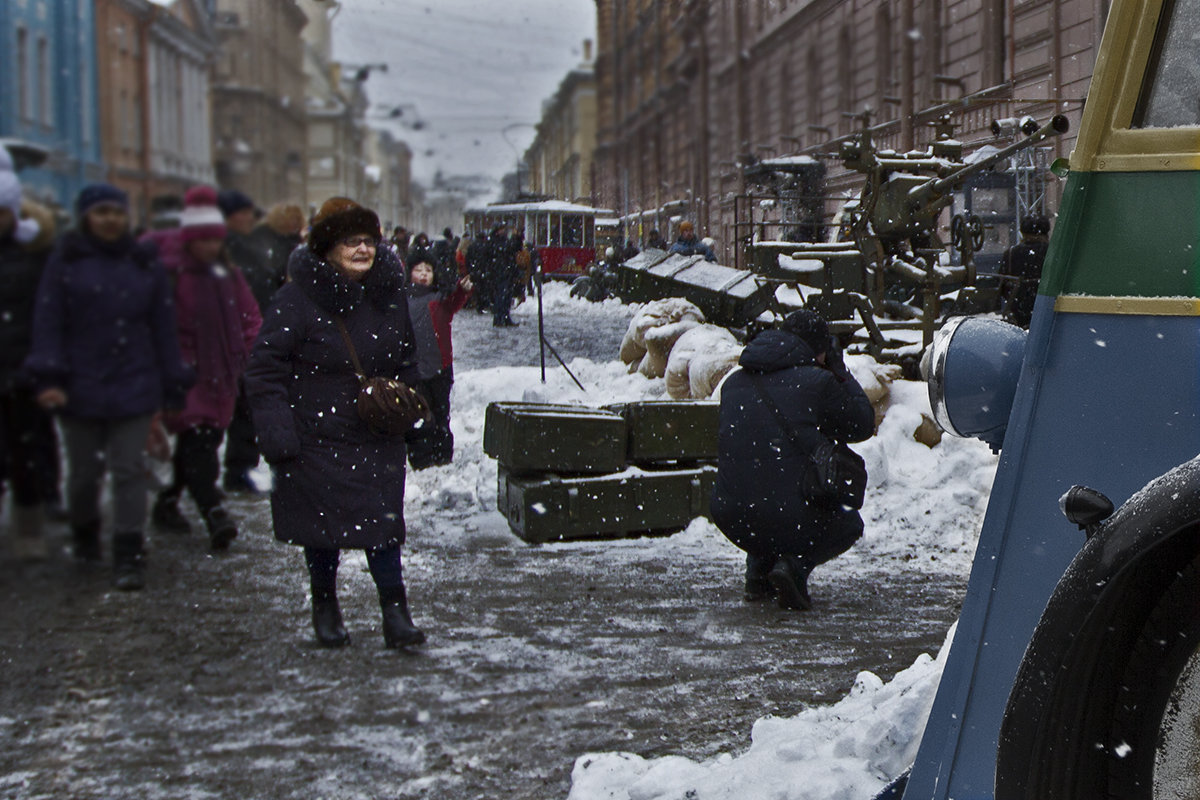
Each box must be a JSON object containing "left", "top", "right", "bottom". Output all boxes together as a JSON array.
[{"left": 484, "top": 400, "right": 720, "bottom": 543}]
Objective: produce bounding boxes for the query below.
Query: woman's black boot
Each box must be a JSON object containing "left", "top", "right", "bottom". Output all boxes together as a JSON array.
[
  {"left": 379, "top": 585, "right": 425, "bottom": 648},
  {"left": 311, "top": 589, "right": 349, "bottom": 648},
  {"left": 111, "top": 533, "right": 145, "bottom": 591},
  {"left": 72, "top": 520, "right": 102, "bottom": 563}
]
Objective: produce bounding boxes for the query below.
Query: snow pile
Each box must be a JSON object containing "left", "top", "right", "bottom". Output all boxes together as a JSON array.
[{"left": 567, "top": 626, "right": 955, "bottom": 800}]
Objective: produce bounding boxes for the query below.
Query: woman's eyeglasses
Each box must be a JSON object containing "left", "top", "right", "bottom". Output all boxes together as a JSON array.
[{"left": 339, "top": 236, "right": 380, "bottom": 249}]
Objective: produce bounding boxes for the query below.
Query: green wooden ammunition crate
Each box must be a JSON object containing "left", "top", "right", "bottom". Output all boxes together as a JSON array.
[
  {"left": 496, "top": 465, "right": 717, "bottom": 543},
  {"left": 483, "top": 402, "right": 627, "bottom": 475},
  {"left": 604, "top": 400, "right": 720, "bottom": 464}
]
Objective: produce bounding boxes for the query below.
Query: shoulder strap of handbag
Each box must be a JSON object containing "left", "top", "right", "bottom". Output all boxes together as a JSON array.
[
  {"left": 747, "top": 371, "right": 828, "bottom": 459},
  {"left": 332, "top": 316, "right": 367, "bottom": 383}
]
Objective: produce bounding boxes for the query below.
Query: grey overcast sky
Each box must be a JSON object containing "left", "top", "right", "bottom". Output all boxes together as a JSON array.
[{"left": 332, "top": 0, "right": 597, "bottom": 188}]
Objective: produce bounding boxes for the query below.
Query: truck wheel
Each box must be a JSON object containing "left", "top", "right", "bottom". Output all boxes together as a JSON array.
[{"left": 1108, "top": 557, "right": 1200, "bottom": 799}]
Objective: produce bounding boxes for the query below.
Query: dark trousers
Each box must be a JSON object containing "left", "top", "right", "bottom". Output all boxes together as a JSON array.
[
  {"left": 223, "top": 383, "right": 259, "bottom": 476},
  {"left": 0, "top": 388, "right": 54, "bottom": 507},
  {"left": 492, "top": 278, "right": 515, "bottom": 325},
  {"left": 406, "top": 369, "right": 454, "bottom": 469},
  {"left": 305, "top": 545, "right": 405, "bottom": 592},
  {"left": 164, "top": 425, "right": 224, "bottom": 516}
]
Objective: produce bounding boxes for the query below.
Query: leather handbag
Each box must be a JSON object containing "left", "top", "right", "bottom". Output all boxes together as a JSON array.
[{"left": 334, "top": 317, "right": 430, "bottom": 436}]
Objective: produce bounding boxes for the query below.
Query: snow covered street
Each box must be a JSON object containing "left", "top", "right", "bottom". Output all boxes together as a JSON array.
[{"left": 0, "top": 286, "right": 997, "bottom": 799}]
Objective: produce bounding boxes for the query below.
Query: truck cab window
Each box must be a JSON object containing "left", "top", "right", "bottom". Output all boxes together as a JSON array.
[{"left": 1133, "top": 0, "right": 1200, "bottom": 128}]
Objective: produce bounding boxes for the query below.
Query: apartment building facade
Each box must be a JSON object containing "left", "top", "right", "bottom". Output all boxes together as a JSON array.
[{"left": 594, "top": 0, "right": 1108, "bottom": 263}]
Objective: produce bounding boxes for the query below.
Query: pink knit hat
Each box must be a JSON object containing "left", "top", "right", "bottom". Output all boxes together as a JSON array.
[{"left": 179, "top": 185, "right": 227, "bottom": 243}]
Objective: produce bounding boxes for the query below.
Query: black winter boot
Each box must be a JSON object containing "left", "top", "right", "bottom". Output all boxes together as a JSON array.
[
  {"left": 311, "top": 589, "right": 349, "bottom": 648},
  {"left": 152, "top": 492, "right": 192, "bottom": 535},
  {"left": 205, "top": 506, "right": 238, "bottom": 552},
  {"left": 72, "top": 520, "right": 102, "bottom": 563},
  {"left": 379, "top": 585, "right": 426, "bottom": 648},
  {"left": 768, "top": 556, "right": 812, "bottom": 611},
  {"left": 112, "top": 533, "right": 146, "bottom": 591},
  {"left": 743, "top": 553, "right": 774, "bottom": 602}
]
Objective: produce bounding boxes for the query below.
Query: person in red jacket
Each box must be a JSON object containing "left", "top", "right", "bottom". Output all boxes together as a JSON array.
[
  {"left": 151, "top": 186, "right": 262, "bottom": 551},
  {"left": 404, "top": 257, "right": 472, "bottom": 469}
]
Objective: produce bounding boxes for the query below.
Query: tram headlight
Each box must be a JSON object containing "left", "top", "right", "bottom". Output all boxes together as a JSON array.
[{"left": 923, "top": 315, "right": 1028, "bottom": 452}]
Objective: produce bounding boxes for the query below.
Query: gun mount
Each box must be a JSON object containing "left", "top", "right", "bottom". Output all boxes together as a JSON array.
[{"left": 758, "top": 114, "right": 1069, "bottom": 365}]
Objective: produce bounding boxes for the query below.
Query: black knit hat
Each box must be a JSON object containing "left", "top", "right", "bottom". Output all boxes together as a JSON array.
[
  {"left": 781, "top": 309, "right": 830, "bottom": 355},
  {"left": 217, "top": 189, "right": 255, "bottom": 218},
  {"left": 307, "top": 197, "right": 382, "bottom": 257}
]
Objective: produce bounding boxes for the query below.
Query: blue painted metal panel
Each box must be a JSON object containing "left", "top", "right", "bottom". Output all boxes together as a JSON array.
[{"left": 903, "top": 294, "right": 1200, "bottom": 799}]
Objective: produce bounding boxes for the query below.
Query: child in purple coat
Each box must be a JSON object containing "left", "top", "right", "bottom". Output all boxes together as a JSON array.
[{"left": 151, "top": 186, "right": 262, "bottom": 551}]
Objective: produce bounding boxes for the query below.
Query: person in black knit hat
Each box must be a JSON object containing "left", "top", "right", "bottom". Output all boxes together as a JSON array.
[
  {"left": 245, "top": 196, "right": 427, "bottom": 649},
  {"left": 710, "top": 309, "right": 875, "bottom": 610}
]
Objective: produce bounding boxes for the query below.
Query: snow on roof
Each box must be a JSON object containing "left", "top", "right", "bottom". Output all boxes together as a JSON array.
[
  {"left": 464, "top": 199, "right": 604, "bottom": 215},
  {"left": 756, "top": 154, "right": 819, "bottom": 167}
]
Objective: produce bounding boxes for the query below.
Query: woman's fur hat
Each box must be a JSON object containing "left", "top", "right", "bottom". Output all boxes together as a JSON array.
[{"left": 308, "top": 197, "right": 381, "bottom": 257}]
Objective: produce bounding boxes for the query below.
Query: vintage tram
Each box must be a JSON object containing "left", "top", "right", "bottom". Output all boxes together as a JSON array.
[{"left": 463, "top": 200, "right": 611, "bottom": 279}]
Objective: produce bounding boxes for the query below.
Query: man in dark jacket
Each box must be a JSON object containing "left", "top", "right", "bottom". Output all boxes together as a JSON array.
[
  {"left": 710, "top": 309, "right": 874, "bottom": 610},
  {"left": 1000, "top": 215, "right": 1051, "bottom": 329},
  {"left": 0, "top": 168, "right": 53, "bottom": 558},
  {"left": 430, "top": 227, "right": 459, "bottom": 290},
  {"left": 217, "top": 189, "right": 271, "bottom": 494},
  {"left": 489, "top": 225, "right": 521, "bottom": 327}
]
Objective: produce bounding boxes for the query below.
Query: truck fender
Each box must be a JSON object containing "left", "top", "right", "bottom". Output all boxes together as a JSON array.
[{"left": 995, "top": 455, "right": 1200, "bottom": 799}]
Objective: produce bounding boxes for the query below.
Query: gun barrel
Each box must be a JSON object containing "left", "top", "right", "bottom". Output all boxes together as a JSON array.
[{"left": 909, "top": 115, "right": 1070, "bottom": 208}]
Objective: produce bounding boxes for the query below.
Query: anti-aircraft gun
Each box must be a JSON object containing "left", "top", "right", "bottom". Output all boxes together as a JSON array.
[{"left": 758, "top": 114, "right": 1069, "bottom": 362}]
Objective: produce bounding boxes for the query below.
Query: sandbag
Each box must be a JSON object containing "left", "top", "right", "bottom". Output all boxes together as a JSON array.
[
  {"left": 620, "top": 298, "right": 705, "bottom": 366},
  {"left": 665, "top": 325, "right": 738, "bottom": 399},
  {"left": 639, "top": 319, "right": 700, "bottom": 379},
  {"left": 688, "top": 348, "right": 741, "bottom": 399}
]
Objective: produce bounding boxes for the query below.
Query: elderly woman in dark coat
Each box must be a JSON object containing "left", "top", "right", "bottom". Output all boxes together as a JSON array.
[
  {"left": 710, "top": 310, "right": 874, "bottom": 611},
  {"left": 245, "top": 197, "right": 425, "bottom": 649}
]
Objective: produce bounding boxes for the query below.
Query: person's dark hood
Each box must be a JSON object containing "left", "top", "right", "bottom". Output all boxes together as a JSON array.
[{"left": 738, "top": 329, "right": 818, "bottom": 373}]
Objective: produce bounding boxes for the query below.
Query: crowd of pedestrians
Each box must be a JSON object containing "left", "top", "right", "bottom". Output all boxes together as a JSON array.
[{"left": 2, "top": 141, "right": 875, "bottom": 652}]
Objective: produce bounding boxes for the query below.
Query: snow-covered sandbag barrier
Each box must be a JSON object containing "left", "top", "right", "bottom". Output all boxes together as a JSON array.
[
  {"left": 620, "top": 298, "right": 706, "bottom": 373},
  {"left": 640, "top": 319, "right": 700, "bottom": 379},
  {"left": 567, "top": 625, "right": 956, "bottom": 800},
  {"left": 665, "top": 325, "right": 740, "bottom": 399}
]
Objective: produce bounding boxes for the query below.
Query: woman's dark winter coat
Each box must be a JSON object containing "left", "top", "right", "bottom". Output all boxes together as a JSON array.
[
  {"left": 0, "top": 234, "right": 46, "bottom": 392},
  {"left": 244, "top": 245, "right": 419, "bottom": 550},
  {"left": 710, "top": 329, "right": 874, "bottom": 563},
  {"left": 24, "top": 231, "right": 192, "bottom": 419}
]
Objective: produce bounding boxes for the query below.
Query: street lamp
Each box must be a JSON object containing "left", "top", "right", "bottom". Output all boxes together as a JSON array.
[{"left": 371, "top": 103, "right": 425, "bottom": 130}]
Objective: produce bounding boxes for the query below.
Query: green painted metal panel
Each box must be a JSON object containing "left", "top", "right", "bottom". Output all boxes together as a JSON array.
[{"left": 1041, "top": 170, "right": 1200, "bottom": 299}]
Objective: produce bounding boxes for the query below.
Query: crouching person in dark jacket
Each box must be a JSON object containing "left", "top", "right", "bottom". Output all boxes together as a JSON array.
[
  {"left": 710, "top": 310, "right": 874, "bottom": 610},
  {"left": 245, "top": 197, "right": 427, "bottom": 650}
]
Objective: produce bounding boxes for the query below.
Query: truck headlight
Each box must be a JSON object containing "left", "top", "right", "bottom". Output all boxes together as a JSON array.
[{"left": 924, "top": 315, "right": 1027, "bottom": 452}]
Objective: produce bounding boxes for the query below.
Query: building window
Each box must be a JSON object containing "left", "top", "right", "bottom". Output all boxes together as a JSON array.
[
  {"left": 806, "top": 46, "right": 820, "bottom": 125},
  {"left": 17, "top": 27, "right": 30, "bottom": 121},
  {"left": 838, "top": 26, "right": 853, "bottom": 130},
  {"left": 38, "top": 36, "right": 53, "bottom": 127},
  {"left": 876, "top": 6, "right": 893, "bottom": 116},
  {"left": 780, "top": 61, "right": 792, "bottom": 142}
]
